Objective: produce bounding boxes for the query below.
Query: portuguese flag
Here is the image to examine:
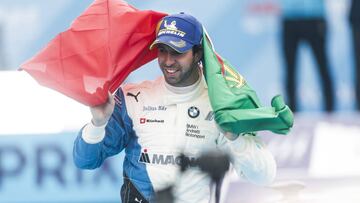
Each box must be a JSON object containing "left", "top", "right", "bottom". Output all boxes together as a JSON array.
[{"left": 202, "top": 30, "right": 294, "bottom": 135}]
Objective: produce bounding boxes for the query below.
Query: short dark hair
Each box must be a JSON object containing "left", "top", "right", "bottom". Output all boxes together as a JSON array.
[
  {"left": 192, "top": 45, "right": 203, "bottom": 61},
  {"left": 192, "top": 44, "right": 202, "bottom": 53}
]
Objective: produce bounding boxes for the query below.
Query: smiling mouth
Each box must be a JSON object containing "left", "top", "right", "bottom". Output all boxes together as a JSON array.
[{"left": 165, "top": 68, "right": 178, "bottom": 74}]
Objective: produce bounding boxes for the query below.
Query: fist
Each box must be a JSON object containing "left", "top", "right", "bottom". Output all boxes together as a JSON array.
[{"left": 90, "top": 92, "right": 115, "bottom": 126}]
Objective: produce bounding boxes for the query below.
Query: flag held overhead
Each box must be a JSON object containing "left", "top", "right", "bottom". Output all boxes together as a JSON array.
[
  {"left": 20, "top": 0, "right": 293, "bottom": 135},
  {"left": 20, "top": 0, "right": 166, "bottom": 106}
]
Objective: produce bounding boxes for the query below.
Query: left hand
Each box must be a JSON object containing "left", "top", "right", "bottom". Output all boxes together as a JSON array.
[{"left": 224, "top": 132, "right": 238, "bottom": 141}]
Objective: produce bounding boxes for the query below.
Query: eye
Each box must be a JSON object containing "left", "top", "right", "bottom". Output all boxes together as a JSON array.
[
  {"left": 170, "top": 50, "right": 182, "bottom": 56},
  {"left": 158, "top": 47, "right": 165, "bottom": 53}
]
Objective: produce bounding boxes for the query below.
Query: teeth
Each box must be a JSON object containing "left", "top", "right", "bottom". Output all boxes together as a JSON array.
[{"left": 166, "top": 69, "right": 177, "bottom": 73}]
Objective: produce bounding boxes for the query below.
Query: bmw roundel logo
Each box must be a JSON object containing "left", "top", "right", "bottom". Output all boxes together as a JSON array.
[{"left": 188, "top": 106, "right": 200, "bottom": 118}]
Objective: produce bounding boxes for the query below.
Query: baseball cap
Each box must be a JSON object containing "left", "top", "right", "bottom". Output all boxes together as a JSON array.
[{"left": 150, "top": 12, "right": 203, "bottom": 53}]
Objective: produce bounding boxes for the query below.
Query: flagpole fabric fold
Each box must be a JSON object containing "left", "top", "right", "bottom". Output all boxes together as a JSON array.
[
  {"left": 20, "top": 0, "right": 166, "bottom": 106},
  {"left": 202, "top": 30, "right": 294, "bottom": 135}
]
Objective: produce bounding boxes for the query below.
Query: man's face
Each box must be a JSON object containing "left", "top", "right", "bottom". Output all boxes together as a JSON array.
[{"left": 157, "top": 44, "right": 200, "bottom": 87}]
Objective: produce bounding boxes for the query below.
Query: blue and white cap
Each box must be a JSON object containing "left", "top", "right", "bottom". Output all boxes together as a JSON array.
[{"left": 150, "top": 13, "right": 203, "bottom": 53}]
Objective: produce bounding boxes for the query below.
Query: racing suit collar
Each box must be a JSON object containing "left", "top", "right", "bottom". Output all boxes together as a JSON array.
[
  {"left": 163, "top": 75, "right": 207, "bottom": 105},
  {"left": 164, "top": 76, "right": 201, "bottom": 94}
]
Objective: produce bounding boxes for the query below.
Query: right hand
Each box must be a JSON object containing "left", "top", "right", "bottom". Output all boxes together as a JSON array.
[{"left": 90, "top": 92, "right": 115, "bottom": 126}]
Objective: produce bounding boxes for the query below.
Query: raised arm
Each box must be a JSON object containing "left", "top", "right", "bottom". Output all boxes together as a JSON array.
[{"left": 73, "top": 89, "right": 133, "bottom": 169}]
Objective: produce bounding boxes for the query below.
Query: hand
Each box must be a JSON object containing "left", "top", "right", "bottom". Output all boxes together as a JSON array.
[
  {"left": 90, "top": 92, "right": 115, "bottom": 126},
  {"left": 223, "top": 132, "right": 238, "bottom": 141}
]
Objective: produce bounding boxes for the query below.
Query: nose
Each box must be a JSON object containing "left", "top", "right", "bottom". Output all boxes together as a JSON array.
[{"left": 163, "top": 53, "right": 176, "bottom": 67}]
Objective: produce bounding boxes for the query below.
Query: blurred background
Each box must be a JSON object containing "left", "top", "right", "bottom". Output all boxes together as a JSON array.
[{"left": 0, "top": 0, "right": 359, "bottom": 202}]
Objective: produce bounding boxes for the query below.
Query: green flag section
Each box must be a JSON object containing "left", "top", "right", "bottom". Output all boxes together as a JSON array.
[{"left": 202, "top": 31, "right": 294, "bottom": 135}]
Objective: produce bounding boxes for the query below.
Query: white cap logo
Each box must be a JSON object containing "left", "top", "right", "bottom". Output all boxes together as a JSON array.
[{"left": 164, "top": 20, "right": 178, "bottom": 30}]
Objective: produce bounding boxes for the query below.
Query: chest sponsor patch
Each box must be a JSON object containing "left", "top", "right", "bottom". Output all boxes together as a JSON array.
[
  {"left": 142, "top": 105, "right": 167, "bottom": 111},
  {"left": 138, "top": 149, "right": 196, "bottom": 167},
  {"left": 126, "top": 91, "right": 140, "bottom": 102},
  {"left": 185, "top": 123, "right": 205, "bottom": 139},
  {"left": 188, "top": 106, "right": 200, "bottom": 118},
  {"left": 139, "top": 117, "right": 164, "bottom": 124}
]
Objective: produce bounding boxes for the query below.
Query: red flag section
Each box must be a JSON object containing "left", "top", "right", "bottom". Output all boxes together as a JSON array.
[{"left": 20, "top": 0, "right": 167, "bottom": 106}]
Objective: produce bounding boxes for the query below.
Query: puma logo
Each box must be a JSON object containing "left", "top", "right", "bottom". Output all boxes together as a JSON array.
[
  {"left": 134, "top": 197, "right": 143, "bottom": 203},
  {"left": 127, "top": 91, "right": 140, "bottom": 102}
]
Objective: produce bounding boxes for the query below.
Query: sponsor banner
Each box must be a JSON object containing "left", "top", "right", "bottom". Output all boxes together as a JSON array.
[{"left": 0, "top": 132, "right": 123, "bottom": 203}]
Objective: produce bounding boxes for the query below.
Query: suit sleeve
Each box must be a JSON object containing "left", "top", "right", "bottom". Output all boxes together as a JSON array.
[
  {"left": 73, "top": 88, "right": 133, "bottom": 169},
  {"left": 217, "top": 133, "right": 276, "bottom": 186}
]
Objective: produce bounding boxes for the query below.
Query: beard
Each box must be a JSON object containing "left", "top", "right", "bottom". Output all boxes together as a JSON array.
[{"left": 161, "top": 60, "right": 200, "bottom": 87}]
